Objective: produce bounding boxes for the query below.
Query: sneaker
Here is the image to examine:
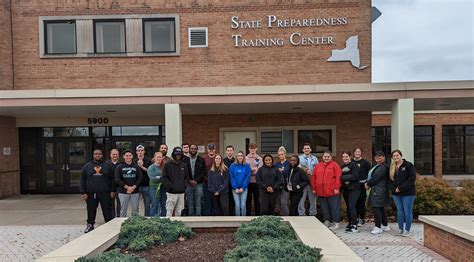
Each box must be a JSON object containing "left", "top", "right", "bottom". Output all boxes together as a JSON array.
[
  {"left": 357, "top": 218, "right": 365, "bottom": 227},
  {"left": 345, "top": 223, "right": 351, "bottom": 229},
  {"left": 401, "top": 231, "right": 411, "bottom": 237},
  {"left": 371, "top": 227, "right": 383, "bottom": 235},
  {"left": 84, "top": 224, "right": 94, "bottom": 233},
  {"left": 324, "top": 220, "right": 330, "bottom": 227},
  {"left": 381, "top": 225, "right": 391, "bottom": 232},
  {"left": 345, "top": 225, "right": 359, "bottom": 233},
  {"left": 329, "top": 223, "right": 340, "bottom": 230},
  {"left": 398, "top": 229, "right": 404, "bottom": 235}
]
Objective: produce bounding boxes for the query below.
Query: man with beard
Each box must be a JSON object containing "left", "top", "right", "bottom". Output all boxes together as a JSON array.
[
  {"left": 80, "top": 148, "right": 115, "bottom": 233},
  {"left": 183, "top": 144, "right": 206, "bottom": 216}
]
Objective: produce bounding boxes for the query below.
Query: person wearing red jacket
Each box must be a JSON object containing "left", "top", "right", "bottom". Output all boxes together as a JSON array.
[{"left": 311, "top": 151, "right": 342, "bottom": 230}]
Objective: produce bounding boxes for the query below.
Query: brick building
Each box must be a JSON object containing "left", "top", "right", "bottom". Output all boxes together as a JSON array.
[{"left": 0, "top": 0, "right": 473, "bottom": 198}]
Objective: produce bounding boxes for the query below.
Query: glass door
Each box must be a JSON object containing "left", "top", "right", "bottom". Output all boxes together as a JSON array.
[
  {"left": 66, "top": 139, "right": 89, "bottom": 193},
  {"left": 44, "top": 140, "right": 65, "bottom": 193},
  {"left": 42, "top": 138, "right": 89, "bottom": 193}
]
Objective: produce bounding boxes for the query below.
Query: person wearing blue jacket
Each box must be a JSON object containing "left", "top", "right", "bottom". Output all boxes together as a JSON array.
[
  {"left": 208, "top": 154, "right": 230, "bottom": 216},
  {"left": 229, "top": 151, "right": 251, "bottom": 216}
]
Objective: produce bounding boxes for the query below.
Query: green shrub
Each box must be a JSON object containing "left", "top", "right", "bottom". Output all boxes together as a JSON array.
[
  {"left": 226, "top": 216, "right": 322, "bottom": 262},
  {"left": 458, "top": 179, "right": 474, "bottom": 203},
  {"left": 414, "top": 178, "right": 474, "bottom": 216},
  {"left": 235, "top": 216, "right": 295, "bottom": 244},
  {"left": 115, "top": 215, "right": 193, "bottom": 251},
  {"left": 224, "top": 239, "right": 322, "bottom": 262},
  {"left": 75, "top": 249, "right": 145, "bottom": 262}
]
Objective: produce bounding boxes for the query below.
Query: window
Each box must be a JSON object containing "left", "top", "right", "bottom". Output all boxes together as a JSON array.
[
  {"left": 43, "top": 127, "right": 89, "bottom": 137},
  {"left": 372, "top": 126, "right": 434, "bottom": 173},
  {"left": 297, "top": 130, "right": 332, "bottom": 154},
  {"left": 260, "top": 131, "right": 294, "bottom": 154},
  {"left": 443, "top": 125, "right": 474, "bottom": 174},
  {"left": 45, "top": 21, "right": 76, "bottom": 54},
  {"left": 112, "top": 126, "right": 160, "bottom": 136},
  {"left": 94, "top": 20, "right": 126, "bottom": 53},
  {"left": 414, "top": 126, "right": 434, "bottom": 175},
  {"left": 143, "top": 19, "right": 176, "bottom": 53}
]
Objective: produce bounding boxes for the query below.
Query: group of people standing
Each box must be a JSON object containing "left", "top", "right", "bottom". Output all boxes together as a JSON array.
[{"left": 80, "top": 142, "right": 416, "bottom": 237}]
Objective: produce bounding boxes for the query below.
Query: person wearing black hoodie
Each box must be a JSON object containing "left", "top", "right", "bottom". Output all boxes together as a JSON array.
[
  {"left": 115, "top": 150, "right": 143, "bottom": 217},
  {"left": 183, "top": 144, "right": 206, "bottom": 216},
  {"left": 285, "top": 155, "right": 309, "bottom": 216},
  {"left": 340, "top": 151, "right": 360, "bottom": 233},
  {"left": 256, "top": 154, "right": 283, "bottom": 216},
  {"left": 80, "top": 148, "right": 115, "bottom": 233},
  {"left": 162, "top": 147, "right": 190, "bottom": 217},
  {"left": 352, "top": 147, "right": 372, "bottom": 226}
]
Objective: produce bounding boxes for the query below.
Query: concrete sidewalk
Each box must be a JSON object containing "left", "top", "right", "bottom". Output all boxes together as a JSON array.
[{"left": 0, "top": 194, "right": 128, "bottom": 226}]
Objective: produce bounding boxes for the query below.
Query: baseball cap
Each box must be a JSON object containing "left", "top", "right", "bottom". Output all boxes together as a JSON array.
[
  {"left": 171, "top": 147, "right": 183, "bottom": 158},
  {"left": 136, "top": 145, "right": 145, "bottom": 151},
  {"left": 207, "top": 143, "right": 216, "bottom": 150}
]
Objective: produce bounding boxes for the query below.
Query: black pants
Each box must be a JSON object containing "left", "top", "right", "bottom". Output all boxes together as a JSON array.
[
  {"left": 372, "top": 207, "right": 388, "bottom": 228},
  {"left": 246, "top": 183, "right": 260, "bottom": 216},
  {"left": 111, "top": 195, "right": 121, "bottom": 218},
  {"left": 228, "top": 181, "right": 235, "bottom": 216},
  {"left": 259, "top": 191, "right": 277, "bottom": 216},
  {"left": 86, "top": 192, "right": 113, "bottom": 225},
  {"left": 356, "top": 183, "right": 367, "bottom": 220},
  {"left": 343, "top": 189, "right": 361, "bottom": 226},
  {"left": 289, "top": 190, "right": 304, "bottom": 216},
  {"left": 212, "top": 193, "right": 229, "bottom": 216}
]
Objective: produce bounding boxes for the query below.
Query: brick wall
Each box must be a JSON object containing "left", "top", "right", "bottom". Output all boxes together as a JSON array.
[
  {"left": 424, "top": 223, "right": 473, "bottom": 262},
  {"left": 183, "top": 111, "right": 372, "bottom": 161},
  {"left": 11, "top": 0, "right": 371, "bottom": 89},
  {"left": 0, "top": 116, "right": 20, "bottom": 199},
  {"left": 372, "top": 113, "right": 474, "bottom": 177},
  {"left": 0, "top": 0, "right": 13, "bottom": 90}
]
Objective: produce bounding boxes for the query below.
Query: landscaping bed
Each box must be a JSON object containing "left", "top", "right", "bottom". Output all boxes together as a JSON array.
[
  {"left": 78, "top": 216, "right": 323, "bottom": 262},
  {"left": 131, "top": 231, "right": 236, "bottom": 261}
]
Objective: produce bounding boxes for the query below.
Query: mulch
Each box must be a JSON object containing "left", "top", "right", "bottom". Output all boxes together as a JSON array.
[{"left": 129, "top": 231, "right": 237, "bottom": 261}]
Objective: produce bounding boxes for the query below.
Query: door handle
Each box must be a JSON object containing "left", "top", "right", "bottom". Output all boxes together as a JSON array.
[
  {"left": 65, "top": 164, "right": 70, "bottom": 171},
  {"left": 61, "top": 164, "right": 66, "bottom": 171}
]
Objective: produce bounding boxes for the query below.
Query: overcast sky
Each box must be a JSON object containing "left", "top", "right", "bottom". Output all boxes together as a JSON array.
[{"left": 372, "top": 0, "right": 473, "bottom": 83}]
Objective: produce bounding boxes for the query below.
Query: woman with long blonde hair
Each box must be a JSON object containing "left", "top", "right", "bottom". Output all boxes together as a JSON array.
[{"left": 390, "top": 149, "right": 417, "bottom": 237}]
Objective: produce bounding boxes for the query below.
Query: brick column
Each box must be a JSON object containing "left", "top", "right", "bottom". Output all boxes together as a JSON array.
[{"left": 0, "top": 116, "right": 20, "bottom": 199}]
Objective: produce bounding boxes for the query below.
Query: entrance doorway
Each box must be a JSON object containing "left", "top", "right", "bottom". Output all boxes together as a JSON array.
[
  {"left": 42, "top": 138, "right": 89, "bottom": 193},
  {"left": 223, "top": 131, "right": 257, "bottom": 155}
]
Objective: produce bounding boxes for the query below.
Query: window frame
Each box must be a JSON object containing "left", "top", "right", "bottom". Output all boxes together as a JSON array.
[
  {"left": 414, "top": 125, "right": 435, "bottom": 175},
  {"left": 142, "top": 18, "right": 177, "bottom": 54},
  {"left": 93, "top": 19, "right": 127, "bottom": 54},
  {"left": 39, "top": 14, "right": 180, "bottom": 58},
  {"left": 442, "top": 125, "right": 474, "bottom": 175},
  {"left": 43, "top": 20, "right": 77, "bottom": 55}
]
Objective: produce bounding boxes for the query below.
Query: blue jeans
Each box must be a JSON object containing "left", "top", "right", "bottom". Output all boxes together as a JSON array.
[
  {"left": 149, "top": 186, "right": 160, "bottom": 217},
  {"left": 139, "top": 186, "right": 151, "bottom": 216},
  {"left": 392, "top": 195, "right": 416, "bottom": 232},
  {"left": 232, "top": 189, "right": 248, "bottom": 216},
  {"left": 185, "top": 183, "right": 204, "bottom": 216},
  {"left": 203, "top": 183, "right": 214, "bottom": 216}
]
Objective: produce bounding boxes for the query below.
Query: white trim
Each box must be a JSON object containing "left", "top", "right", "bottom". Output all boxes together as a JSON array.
[
  {"left": 2, "top": 81, "right": 473, "bottom": 99},
  {"left": 373, "top": 110, "right": 474, "bottom": 115}
]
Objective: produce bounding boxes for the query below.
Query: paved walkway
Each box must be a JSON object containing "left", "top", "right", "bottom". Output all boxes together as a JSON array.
[
  {"left": 334, "top": 222, "right": 449, "bottom": 261},
  {"left": 0, "top": 195, "right": 450, "bottom": 261}
]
